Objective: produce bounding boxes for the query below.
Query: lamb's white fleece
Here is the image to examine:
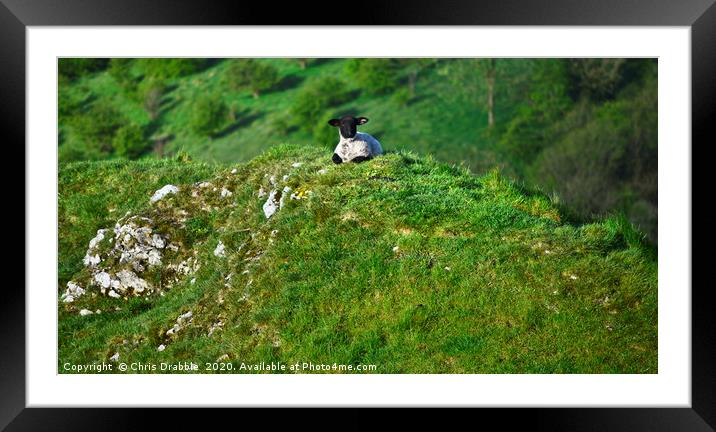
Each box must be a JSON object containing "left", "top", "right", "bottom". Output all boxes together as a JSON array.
[{"left": 333, "top": 132, "right": 383, "bottom": 162}]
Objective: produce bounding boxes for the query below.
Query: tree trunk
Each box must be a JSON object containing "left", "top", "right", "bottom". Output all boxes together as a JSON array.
[
  {"left": 408, "top": 71, "right": 417, "bottom": 98},
  {"left": 153, "top": 135, "right": 170, "bottom": 157},
  {"left": 486, "top": 59, "right": 496, "bottom": 129},
  {"left": 487, "top": 79, "right": 494, "bottom": 128},
  {"left": 153, "top": 138, "right": 166, "bottom": 157}
]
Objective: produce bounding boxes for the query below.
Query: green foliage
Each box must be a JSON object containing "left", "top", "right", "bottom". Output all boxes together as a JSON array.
[
  {"left": 138, "top": 78, "right": 166, "bottom": 120},
  {"left": 312, "top": 110, "right": 340, "bottom": 148},
  {"left": 224, "top": 59, "right": 280, "bottom": 98},
  {"left": 498, "top": 60, "right": 573, "bottom": 164},
  {"left": 58, "top": 58, "right": 109, "bottom": 81},
  {"left": 112, "top": 123, "right": 148, "bottom": 159},
  {"left": 138, "top": 58, "right": 205, "bottom": 80},
  {"left": 188, "top": 93, "right": 228, "bottom": 137},
  {"left": 531, "top": 74, "right": 658, "bottom": 239},
  {"left": 290, "top": 58, "right": 317, "bottom": 70},
  {"left": 58, "top": 84, "right": 93, "bottom": 130},
  {"left": 59, "top": 138, "right": 107, "bottom": 163},
  {"left": 398, "top": 58, "right": 435, "bottom": 96},
  {"left": 345, "top": 58, "right": 401, "bottom": 95},
  {"left": 70, "top": 100, "right": 125, "bottom": 154},
  {"left": 566, "top": 58, "right": 626, "bottom": 102},
  {"left": 391, "top": 87, "right": 411, "bottom": 107},
  {"left": 108, "top": 58, "right": 137, "bottom": 91},
  {"left": 290, "top": 77, "right": 351, "bottom": 132}
]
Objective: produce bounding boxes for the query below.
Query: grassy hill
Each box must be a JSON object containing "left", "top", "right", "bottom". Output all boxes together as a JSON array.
[{"left": 59, "top": 146, "right": 657, "bottom": 373}]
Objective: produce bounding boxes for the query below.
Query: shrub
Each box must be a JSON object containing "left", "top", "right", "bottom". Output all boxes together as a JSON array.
[
  {"left": 58, "top": 58, "right": 109, "bottom": 81},
  {"left": 138, "top": 58, "right": 205, "bottom": 80},
  {"left": 58, "top": 139, "right": 106, "bottom": 162},
  {"left": 58, "top": 85, "right": 93, "bottom": 127},
  {"left": 398, "top": 58, "right": 435, "bottom": 97},
  {"left": 188, "top": 93, "right": 228, "bottom": 137},
  {"left": 498, "top": 60, "right": 573, "bottom": 164},
  {"left": 108, "top": 58, "right": 137, "bottom": 91},
  {"left": 312, "top": 110, "right": 341, "bottom": 148},
  {"left": 269, "top": 114, "right": 293, "bottom": 137},
  {"left": 112, "top": 123, "right": 148, "bottom": 159},
  {"left": 566, "top": 59, "right": 626, "bottom": 102},
  {"left": 290, "top": 77, "right": 351, "bottom": 132},
  {"left": 391, "top": 87, "right": 411, "bottom": 107},
  {"left": 344, "top": 59, "right": 401, "bottom": 95},
  {"left": 530, "top": 80, "right": 657, "bottom": 241},
  {"left": 70, "top": 101, "right": 124, "bottom": 153},
  {"left": 224, "top": 59, "right": 280, "bottom": 98}
]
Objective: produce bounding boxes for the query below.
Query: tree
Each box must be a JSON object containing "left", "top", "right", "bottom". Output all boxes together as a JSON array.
[
  {"left": 112, "top": 123, "right": 148, "bottom": 158},
  {"left": 188, "top": 93, "right": 228, "bottom": 137},
  {"left": 70, "top": 101, "right": 125, "bottom": 154},
  {"left": 528, "top": 60, "right": 657, "bottom": 241},
  {"left": 398, "top": 59, "right": 435, "bottom": 99},
  {"left": 444, "top": 59, "right": 500, "bottom": 129},
  {"left": 291, "top": 58, "right": 316, "bottom": 70},
  {"left": 224, "top": 59, "right": 281, "bottom": 98},
  {"left": 344, "top": 59, "right": 401, "bottom": 95},
  {"left": 108, "top": 58, "right": 137, "bottom": 91},
  {"left": 137, "top": 58, "right": 205, "bottom": 81},
  {"left": 483, "top": 59, "right": 496, "bottom": 129},
  {"left": 138, "top": 78, "right": 166, "bottom": 120},
  {"left": 58, "top": 58, "right": 109, "bottom": 81},
  {"left": 290, "top": 77, "right": 351, "bottom": 132},
  {"left": 312, "top": 109, "right": 341, "bottom": 148},
  {"left": 566, "top": 58, "right": 626, "bottom": 102},
  {"left": 498, "top": 59, "right": 573, "bottom": 164}
]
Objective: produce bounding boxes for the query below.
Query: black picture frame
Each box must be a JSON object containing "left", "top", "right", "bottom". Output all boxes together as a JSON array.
[{"left": 5, "top": 0, "right": 713, "bottom": 429}]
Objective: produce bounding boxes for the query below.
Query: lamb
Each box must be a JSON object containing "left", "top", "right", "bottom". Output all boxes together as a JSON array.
[{"left": 328, "top": 116, "right": 383, "bottom": 164}]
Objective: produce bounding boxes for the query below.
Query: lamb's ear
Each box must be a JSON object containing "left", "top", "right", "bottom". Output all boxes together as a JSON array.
[
  {"left": 355, "top": 117, "right": 369, "bottom": 125},
  {"left": 328, "top": 119, "right": 341, "bottom": 127}
]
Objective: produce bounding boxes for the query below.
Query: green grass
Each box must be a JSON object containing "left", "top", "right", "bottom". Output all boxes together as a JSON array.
[{"left": 58, "top": 145, "right": 657, "bottom": 373}]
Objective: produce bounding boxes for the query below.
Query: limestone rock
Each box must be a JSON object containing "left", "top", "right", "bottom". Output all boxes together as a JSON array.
[{"left": 150, "top": 185, "right": 179, "bottom": 203}]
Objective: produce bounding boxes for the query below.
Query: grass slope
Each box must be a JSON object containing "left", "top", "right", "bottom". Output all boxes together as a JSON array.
[
  {"left": 59, "top": 146, "right": 657, "bottom": 373},
  {"left": 60, "top": 59, "right": 505, "bottom": 171}
]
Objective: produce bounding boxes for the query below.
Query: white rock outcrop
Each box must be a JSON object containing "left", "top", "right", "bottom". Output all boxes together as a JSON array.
[
  {"left": 61, "top": 281, "right": 85, "bottom": 303},
  {"left": 150, "top": 185, "right": 179, "bottom": 203},
  {"left": 75, "top": 215, "right": 196, "bottom": 299},
  {"left": 279, "top": 186, "right": 291, "bottom": 209},
  {"left": 166, "top": 310, "right": 193, "bottom": 337},
  {"left": 263, "top": 190, "right": 279, "bottom": 219},
  {"left": 213, "top": 241, "right": 226, "bottom": 257}
]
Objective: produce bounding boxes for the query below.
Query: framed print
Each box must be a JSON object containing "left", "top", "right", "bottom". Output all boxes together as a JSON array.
[{"left": 6, "top": 0, "right": 714, "bottom": 429}]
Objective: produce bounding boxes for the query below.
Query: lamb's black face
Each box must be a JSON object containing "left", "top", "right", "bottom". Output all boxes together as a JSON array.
[{"left": 328, "top": 116, "right": 369, "bottom": 139}]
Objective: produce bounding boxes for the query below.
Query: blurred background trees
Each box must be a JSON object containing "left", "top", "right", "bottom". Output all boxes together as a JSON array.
[
  {"left": 58, "top": 57, "right": 658, "bottom": 242},
  {"left": 224, "top": 59, "right": 280, "bottom": 98},
  {"left": 189, "top": 93, "right": 229, "bottom": 137}
]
